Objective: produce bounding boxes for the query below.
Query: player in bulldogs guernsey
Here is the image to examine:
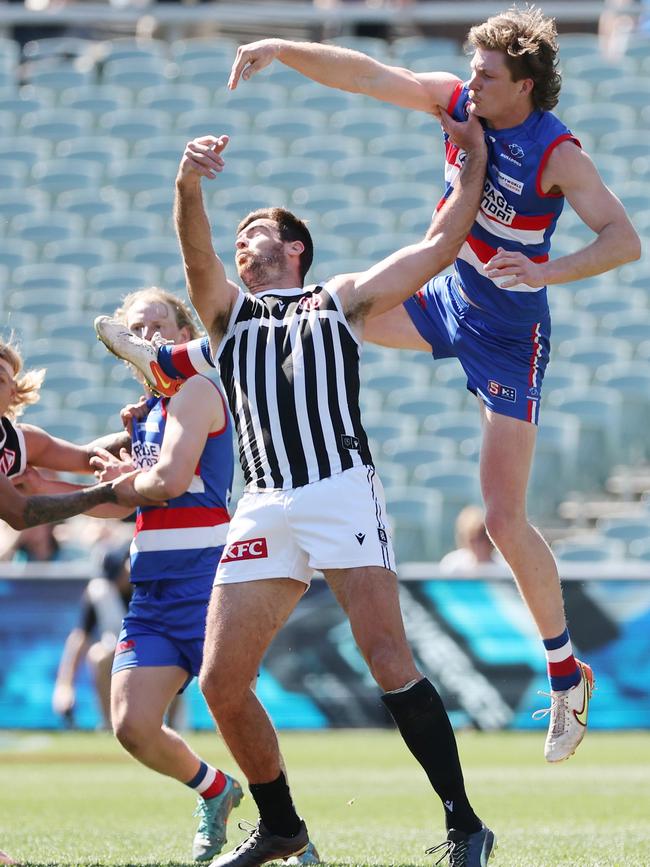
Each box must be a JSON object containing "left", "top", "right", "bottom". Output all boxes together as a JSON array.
[
  {"left": 226, "top": 6, "right": 640, "bottom": 769},
  {"left": 95, "top": 116, "right": 493, "bottom": 866},
  {"left": 90, "top": 288, "right": 244, "bottom": 865}
]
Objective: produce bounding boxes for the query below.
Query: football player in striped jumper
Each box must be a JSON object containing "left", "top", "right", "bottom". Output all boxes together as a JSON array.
[
  {"left": 0, "top": 338, "right": 154, "bottom": 528},
  {"left": 96, "top": 112, "right": 495, "bottom": 867},
  {"left": 90, "top": 287, "right": 245, "bottom": 864},
  {"left": 224, "top": 5, "right": 642, "bottom": 764}
]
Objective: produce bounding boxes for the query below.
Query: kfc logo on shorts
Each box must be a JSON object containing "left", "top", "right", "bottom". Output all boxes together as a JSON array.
[
  {"left": 222, "top": 537, "right": 269, "bottom": 562},
  {"left": 298, "top": 295, "right": 321, "bottom": 311},
  {"left": 488, "top": 380, "right": 517, "bottom": 402}
]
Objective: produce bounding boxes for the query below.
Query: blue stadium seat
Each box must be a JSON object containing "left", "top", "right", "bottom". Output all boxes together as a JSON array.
[
  {"left": 331, "top": 156, "right": 403, "bottom": 188},
  {"left": 0, "top": 239, "right": 38, "bottom": 271},
  {"left": 629, "top": 538, "right": 650, "bottom": 561},
  {"left": 556, "top": 334, "right": 633, "bottom": 367},
  {"left": 102, "top": 37, "right": 168, "bottom": 64},
  {"left": 256, "top": 157, "right": 328, "bottom": 191},
  {"left": 132, "top": 188, "right": 175, "bottom": 221},
  {"left": 357, "top": 233, "right": 422, "bottom": 261},
  {"left": 552, "top": 536, "right": 626, "bottom": 562},
  {"left": 40, "top": 312, "right": 101, "bottom": 347},
  {"left": 562, "top": 55, "right": 636, "bottom": 86},
  {"left": 542, "top": 359, "right": 591, "bottom": 394},
  {"left": 0, "top": 136, "right": 52, "bottom": 172},
  {"left": 320, "top": 206, "right": 396, "bottom": 240},
  {"left": 57, "top": 187, "right": 130, "bottom": 220},
  {"left": 600, "top": 311, "right": 650, "bottom": 345},
  {"left": 56, "top": 134, "right": 129, "bottom": 170},
  {"left": 170, "top": 37, "right": 238, "bottom": 65},
  {"left": 21, "top": 406, "right": 99, "bottom": 442},
  {"left": 597, "top": 518, "right": 650, "bottom": 551},
  {"left": 225, "top": 82, "right": 289, "bottom": 114},
  {"left": 174, "top": 56, "right": 234, "bottom": 87},
  {"left": 0, "top": 188, "right": 49, "bottom": 221},
  {"left": 26, "top": 64, "right": 92, "bottom": 92},
  {"left": 133, "top": 133, "right": 188, "bottom": 163},
  {"left": 391, "top": 35, "right": 460, "bottom": 66},
  {"left": 327, "top": 34, "right": 393, "bottom": 60},
  {"left": 25, "top": 336, "right": 88, "bottom": 367},
  {"left": 218, "top": 185, "right": 286, "bottom": 216},
  {"left": 412, "top": 458, "right": 482, "bottom": 550},
  {"left": 175, "top": 107, "right": 251, "bottom": 140},
  {"left": 136, "top": 83, "right": 210, "bottom": 115},
  {"left": 43, "top": 238, "right": 118, "bottom": 270},
  {"left": 384, "top": 438, "right": 459, "bottom": 475},
  {"left": 368, "top": 181, "right": 434, "bottom": 215},
  {"left": 384, "top": 385, "right": 462, "bottom": 421},
  {"left": 122, "top": 236, "right": 181, "bottom": 272},
  {"left": 547, "top": 309, "right": 597, "bottom": 344},
  {"left": 12, "top": 262, "right": 84, "bottom": 296},
  {"left": 594, "top": 360, "right": 650, "bottom": 459},
  {"left": 86, "top": 261, "right": 161, "bottom": 293},
  {"left": 89, "top": 211, "right": 165, "bottom": 246},
  {"left": 0, "top": 159, "right": 28, "bottom": 191},
  {"left": 361, "top": 409, "right": 413, "bottom": 445},
  {"left": 546, "top": 385, "right": 623, "bottom": 487},
  {"left": 6, "top": 288, "right": 79, "bottom": 318},
  {"left": 20, "top": 107, "right": 93, "bottom": 142},
  {"left": 563, "top": 102, "right": 636, "bottom": 141},
  {"left": 384, "top": 484, "right": 444, "bottom": 562},
  {"left": 10, "top": 211, "right": 84, "bottom": 246},
  {"left": 30, "top": 158, "right": 102, "bottom": 196},
  {"left": 422, "top": 410, "right": 482, "bottom": 444},
  {"left": 107, "top": 160, "right": 176, "bottom": 196},
  {"left": 292, "top": 82, "right": 352, "bottom": 114},
  {"left": 59, "top": 83, "right": 133, "bottom": 115},
  {"left": 102, "top": 59, "right": 170, "bottom": 91},
  {"left": 66, "top": 386, "right": 141, "bottom": 435},
  {"left": 330, "top": 107, "right": 405, "bottom": 142},
  {"left": 289, "top": 134, "right": 363, "bottom": 162},
  {"left": 254, "top": 107, "right": 326, "bottom": 140},
  {"left": 529, "top": 410, "right": 581, "bottom": 514},
  {"left": 99, "top": 108, "right": 168, "bottom": 142},
  {"left": 572, "top": 285, "right": 646, "bottom": 317}
]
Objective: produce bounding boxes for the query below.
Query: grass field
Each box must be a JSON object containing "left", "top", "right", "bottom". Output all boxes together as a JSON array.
[{"left": 1, "top": 729, "right": 649, "bottom": 867}]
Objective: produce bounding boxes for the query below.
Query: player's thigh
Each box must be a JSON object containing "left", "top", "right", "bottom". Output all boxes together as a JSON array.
[
  {"left": 479, "top": 400, "right": 537, "bottom": 511},
  {"left": 111, "top": 665, "right": 188, "bottom": 730},
  {"left": 202, "top": 579, "right": 304, "bottom": 688}
]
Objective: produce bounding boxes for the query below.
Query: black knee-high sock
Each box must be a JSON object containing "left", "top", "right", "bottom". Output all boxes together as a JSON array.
[
  {"left": 381, "top": 677, "right": 482, "bottom": 833},
  {"left": 249, "top": 772, "right": 302, "bottom": 837}
]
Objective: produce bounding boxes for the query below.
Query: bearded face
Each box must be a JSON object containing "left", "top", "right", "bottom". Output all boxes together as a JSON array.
[{"left": 236, "top": 237, "right": 288, "bottom": 288}]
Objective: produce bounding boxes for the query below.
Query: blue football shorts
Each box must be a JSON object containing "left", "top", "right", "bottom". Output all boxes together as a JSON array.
[
  {"left": 404, "top": 273, "right": 551, "bottom": 425},
  {"left": 111, "top": 574, "right": 214, "bottom": 690}
]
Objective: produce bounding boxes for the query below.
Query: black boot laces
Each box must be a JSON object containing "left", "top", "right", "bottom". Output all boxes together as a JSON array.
[{"left": 426, "top": 837, "right": 469, "bottom": 866}]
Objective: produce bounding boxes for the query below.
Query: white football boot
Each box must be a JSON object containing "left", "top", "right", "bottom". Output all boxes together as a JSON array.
[
  {"left": 94, "top": 315, "right": 184, "bottom": 398},
  {"left": 533, "top": 659, "right": 595, "bottom": 763}
]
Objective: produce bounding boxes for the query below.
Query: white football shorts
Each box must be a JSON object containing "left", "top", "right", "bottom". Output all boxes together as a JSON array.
[{"left": 215, "top": 465, "right": 395, "bottom": 586}]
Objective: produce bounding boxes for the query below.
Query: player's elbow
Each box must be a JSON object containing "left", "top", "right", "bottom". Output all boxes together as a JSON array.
[
  {"left": 622, "top": 225, "right": 642, "bottom": 263},
  {"left": 155, "top": 472, "right": 190, "bottom": 500}
]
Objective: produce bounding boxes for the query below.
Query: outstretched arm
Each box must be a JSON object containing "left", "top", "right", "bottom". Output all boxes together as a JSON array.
[
  {"left": 0, "top": 471, "right": 151, "bottom": 530},
  {"left": 174, "top": 135, "right": 240, "bottom": 342},
  {"left": 486, "top": 143, "right": 641, "bottom": 288},
  {"left": 336, "top": 111, "right": 486, "bottom": 325},
  {"left": 21, "top": 424, "right": 131, "bottom": 475},
  {"left": 229, "top": 38, "right": 459, "bottom": 115}
]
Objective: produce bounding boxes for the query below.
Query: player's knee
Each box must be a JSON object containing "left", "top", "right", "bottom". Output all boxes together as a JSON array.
[
  {"left": 484, "top": 505, "right": 521, "bottom": 551},
  {"left": 112, "top": 712, "right": 151, "bottom": 756},
  {"left": 366, "top": 639, "right": 417, "bottom": 692}
]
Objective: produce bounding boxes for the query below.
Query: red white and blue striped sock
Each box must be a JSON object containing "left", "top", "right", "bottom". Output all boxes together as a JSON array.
[
  {"left": 186, "top": 761, "right": 227, "bottom": 800},
  {"left": 158, "top": 337, "right": 215, "bottom": 380},
  {"left": 543, "top": 628, "right": 581, "bottom": 692}
]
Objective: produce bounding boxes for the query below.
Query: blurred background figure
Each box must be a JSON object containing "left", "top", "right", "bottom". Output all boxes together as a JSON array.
[
  {"left": 599, "top": 0, "right": 650, "bottom": 59},
  {"left": 439, "top": 505, "right": 498, "bottom": 575},
  {"left": 52, "top": 541, "right": 132, "bottom": 729},
  {"left": 8, "top": 524, "right": 63, "bottom": 563}
]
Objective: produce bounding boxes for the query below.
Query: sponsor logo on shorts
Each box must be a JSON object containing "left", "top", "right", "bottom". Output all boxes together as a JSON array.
[
  {"left": 222, "top": 537, "right": 268, "bottom": 562},
  {"left": 341, "top": 434, "right": 359, "bottom": 450},
  {"left": 488, "top": 380, "right": 517, "bottom": 402},
  {"left": 377, "top": 528, "right": 389, "bottom": 546},
  {"left": 116, "top": 639, "right": 136, "bottom": 654},
  {"left": 528, "top": 386, "right": 540, "bottom": 400},
  {"left": 355, "top": 532, "right": 366, "bottom": 546},
  {"left": 298, "top": 294, "right": 322, "bottom": 311},
  {"left": 497, "top": 170, "right": 523, "bottom": 195}
]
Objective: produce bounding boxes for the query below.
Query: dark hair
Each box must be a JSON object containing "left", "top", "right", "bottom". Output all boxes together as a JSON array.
[
  {"left": 467, "top": 5, "right": 562, "bottom": 111},
  {"left": 237, "top": 208, "right": 314, "bottom": 281}
]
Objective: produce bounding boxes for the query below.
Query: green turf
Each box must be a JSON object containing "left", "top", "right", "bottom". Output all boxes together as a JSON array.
[{"left": 1, "top": 729, "right": 649, "bottom": 866}]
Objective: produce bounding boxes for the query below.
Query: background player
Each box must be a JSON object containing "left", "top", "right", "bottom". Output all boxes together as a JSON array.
[
  {"left": 96, "top": 112, "right": 496, "bottom": 867},
  {"left": 225, "top": 5, "right": 642, "bottom": 762}
]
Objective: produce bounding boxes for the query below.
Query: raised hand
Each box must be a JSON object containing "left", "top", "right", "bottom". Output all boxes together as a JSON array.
[
  {"left": 229, "top": 39, "right": 282, "bottom": 90},
  {"left": 177, "top": 135, "right": 230, "bottom": 182}
]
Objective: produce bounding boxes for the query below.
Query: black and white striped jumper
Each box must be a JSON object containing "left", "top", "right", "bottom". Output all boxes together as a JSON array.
[{"left": 216, "top": 283, "right": 374, "bottom": 491}]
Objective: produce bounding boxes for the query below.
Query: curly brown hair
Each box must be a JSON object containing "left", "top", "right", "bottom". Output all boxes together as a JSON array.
[
  {"left": 467, "top": 5, "right": 562, "bottom": 111},
  {"left": 0, "top": 336, "right": 45, "bottom": 420}
]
